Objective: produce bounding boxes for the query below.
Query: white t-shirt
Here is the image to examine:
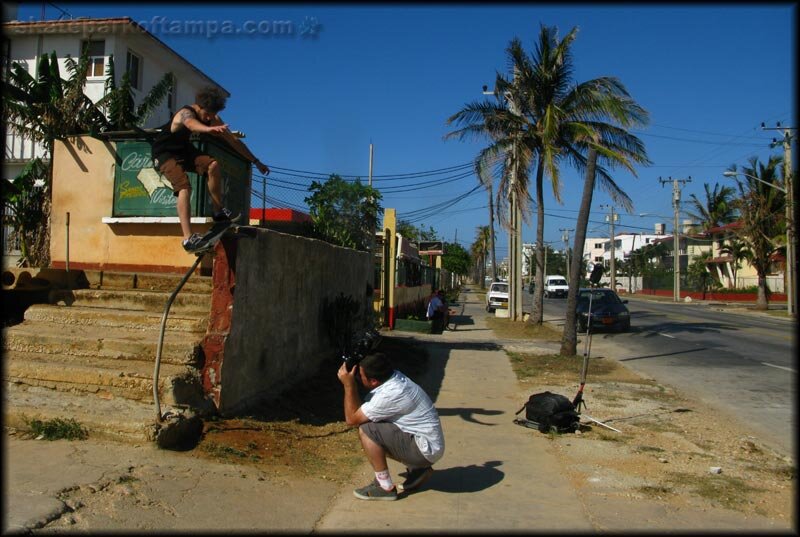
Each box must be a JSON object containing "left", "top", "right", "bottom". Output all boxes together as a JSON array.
[
  {"left": 426, "top": 295, "right": 443, "bottom": 319},
  {"left": 360, "top": 371, "right": 445, "bottom": 463}
]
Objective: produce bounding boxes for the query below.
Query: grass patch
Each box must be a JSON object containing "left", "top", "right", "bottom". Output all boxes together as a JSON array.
[
  {"left": 486, "top": 316, "right": 562, "bottom": 341},
  {"left": 635, "top": 445, "right": 666, "bottom": 454},
  {"left": 25, "top": 417, "right": 88, "bottom": 440},
  {"left": 666, "top": 471, "right": 763, "bottom": 510},
  {"left": 508, "top": 352, "right": 618, "bottom": 382},
  {"left": 638, "top": 484, "right": 675, "bottom": 497},
  {"left": 201, "top": 442, "right": 250, "bottom": 459}
]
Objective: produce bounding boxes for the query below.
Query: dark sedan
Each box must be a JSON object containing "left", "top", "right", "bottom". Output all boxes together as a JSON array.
[{"left": 575, "top": 288, "right": 630, "bottom": 332}]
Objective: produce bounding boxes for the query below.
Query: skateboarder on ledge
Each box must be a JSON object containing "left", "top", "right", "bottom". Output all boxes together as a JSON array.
[{"left": 151, "top": 86, "right": 269, "bottom": 253}]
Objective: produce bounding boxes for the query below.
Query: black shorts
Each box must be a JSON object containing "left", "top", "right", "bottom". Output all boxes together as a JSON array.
[{"left": 359, "top": 422, "right": 431, "bottom": 469}]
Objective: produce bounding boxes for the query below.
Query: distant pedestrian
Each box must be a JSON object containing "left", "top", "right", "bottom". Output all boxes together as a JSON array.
[
  {"left": 437, "top": 289, "right": 451, "bottom": 330},
  {"left": 337, "top": 352, "right": 444, "bottom": 500},
  {"left": 426, "top": 289, "right": 445, "bottom": 333}
]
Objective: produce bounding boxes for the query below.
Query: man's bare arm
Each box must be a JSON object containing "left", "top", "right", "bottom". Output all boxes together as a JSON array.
[
  {"left": 179, "top": 108, "right": 229, "bottom": 136},
  {"left": 210, "top": 115, "right": 270, "bottom": 175}
]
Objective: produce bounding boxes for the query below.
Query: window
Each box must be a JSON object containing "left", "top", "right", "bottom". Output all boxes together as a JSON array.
[
  {"left": 81, "top": 40, "right": 105, "bottom": 77},
  {"left": 594, "top": 256, "right": 603, "bottom": 263},
  {"left": 594, "top": 242, "right": 603, "bottom": 249},
  {"left": 125, "top": 50, "right": 141, "bottom": 90}
]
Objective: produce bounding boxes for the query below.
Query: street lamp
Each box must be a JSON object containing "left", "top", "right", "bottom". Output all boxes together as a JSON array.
[
  {"left": 482, "top": 81, "right": 523, "bottom": 321},
  {"left": 723, "top": 170, "right": 793, "bottom": 316}
]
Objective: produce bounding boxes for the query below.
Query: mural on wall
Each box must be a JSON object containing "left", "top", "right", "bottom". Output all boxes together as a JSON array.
[
  {"left": 113, "top": 140, "right": 199, "bottom": 216},
  {"left": 112, "top": 139, "right": 250, "bottom": 218}
]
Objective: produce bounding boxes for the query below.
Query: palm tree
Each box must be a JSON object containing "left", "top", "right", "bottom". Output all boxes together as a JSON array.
[
  {"left": 447, "top": 26, "right": 648, "bottom": 330},
  {"left": 3, "top": 50, "right": 110, "bottom": 265},
  {"left": 95, "top": 54, "right": 174, "bottom": 131},
  {"left": 719, "top": 237, "right": 749, "bottom": 289},
  {"left": 1, "top": 158, "right": 49, "bottom": 265},
  {"left": 728, "top": 156, "right": 785, "bottom": 309},
  {"left": 685, "top": 183, "right": 737, "bottom": 232},
  {"left": 475, "top": 160, "right": 498, "bottom": 285},
  {"left": 473, "top": 225, "right": 492, "bottom": 288}
]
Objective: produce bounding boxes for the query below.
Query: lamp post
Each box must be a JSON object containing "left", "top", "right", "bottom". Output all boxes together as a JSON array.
[
  {"left": 724, "top": 170, "right": 793, "bottom": 316},
  {"left": 483, "top": 82, "right": 523, "bottom": 321},
  {"left": 600, "top": 205, "right": 618, "bottom": 290}
]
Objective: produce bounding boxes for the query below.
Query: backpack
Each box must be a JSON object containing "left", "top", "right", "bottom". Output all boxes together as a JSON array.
[{"left": 515, "top": 391, "right": 580, "bottom": 434}]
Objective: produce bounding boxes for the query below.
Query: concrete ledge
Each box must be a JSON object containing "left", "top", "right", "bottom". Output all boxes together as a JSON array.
[{"left": 101, "top": 216, "right": 212, "bottom": 224}]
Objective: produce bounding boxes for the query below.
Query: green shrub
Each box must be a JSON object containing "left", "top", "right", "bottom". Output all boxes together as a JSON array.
[{"left": 25, "top": 417, "right": 88, "bottom": 440}]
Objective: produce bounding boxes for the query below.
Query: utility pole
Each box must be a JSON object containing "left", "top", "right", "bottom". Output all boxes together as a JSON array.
[
  {"left": 560, "top": 228, "right": 573, "bottom": 283},
  {"left": 763, "top": 122, "right": 796, "bottom": 317},
  {"left": 600, "top": 205, "right": 618, "bottom": 289},
  {"left": 659, "top": 176, "right": 692, "bottom": 302}
]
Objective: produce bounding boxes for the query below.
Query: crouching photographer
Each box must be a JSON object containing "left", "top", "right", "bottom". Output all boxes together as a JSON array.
[{"left": 337, "top": 352, "right": 445, "bottom": 501}]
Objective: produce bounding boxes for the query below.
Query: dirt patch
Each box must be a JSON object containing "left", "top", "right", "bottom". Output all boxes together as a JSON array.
[
  {"left": 508, "top": 348, "right": 795, "bottom": 524},
  {"left": 186, "top": 335, "right": 429, "bottom": 484}
]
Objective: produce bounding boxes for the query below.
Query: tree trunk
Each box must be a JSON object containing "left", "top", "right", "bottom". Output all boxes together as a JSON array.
[
  {"left": 755, "top": 273, "right": 769, "bottom": 310},
  {"left": 561, "top": 148, "right": 598, "bottom": 356},
  {"left": 530, "top": 161, "right": 546, "bottom": 324}
]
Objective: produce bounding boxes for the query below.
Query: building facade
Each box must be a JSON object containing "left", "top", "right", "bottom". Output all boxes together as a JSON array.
[{"left": 2, "top": 16, "right": 228, "bottom": 265}]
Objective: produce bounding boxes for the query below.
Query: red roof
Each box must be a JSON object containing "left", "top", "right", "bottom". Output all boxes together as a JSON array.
[{"left": 249, "top": 208, "right": 311, "bottom": 223}]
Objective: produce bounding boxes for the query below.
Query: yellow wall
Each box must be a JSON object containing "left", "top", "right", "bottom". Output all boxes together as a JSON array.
[{"left": 50, "top": 136, "right": 213, "bottom": 273}]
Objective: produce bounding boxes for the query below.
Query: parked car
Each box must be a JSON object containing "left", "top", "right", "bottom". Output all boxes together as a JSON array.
[
  {"left": 575, "top": 288, "right": 630, "bottom": 332},
  {"left": 544, "top": 275, "right": 569, "bottom": 298},
  {"left": 485, "top": 282, "right": 509, "bottom": 312}
]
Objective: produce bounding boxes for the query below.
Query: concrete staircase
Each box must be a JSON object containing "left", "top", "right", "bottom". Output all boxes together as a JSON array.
[{"left": 2, "top": 270, "right": 213, "bottom": 443}]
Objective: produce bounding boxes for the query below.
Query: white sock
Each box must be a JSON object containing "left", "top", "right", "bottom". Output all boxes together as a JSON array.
[{"left": 375, "top": 470, "right": 394, "bottom": 491}]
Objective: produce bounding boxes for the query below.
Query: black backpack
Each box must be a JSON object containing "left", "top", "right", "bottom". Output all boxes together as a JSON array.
[{"left": 515, "top": 391, "right": 580, "bottom": 433}]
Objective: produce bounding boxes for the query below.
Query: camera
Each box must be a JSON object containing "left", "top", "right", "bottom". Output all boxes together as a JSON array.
[
  {"left": 341, "top": 328, "right": 381, "bottom": 371},
  {"left": 342, "top": 353, "right": 362, "bottom": 372}
]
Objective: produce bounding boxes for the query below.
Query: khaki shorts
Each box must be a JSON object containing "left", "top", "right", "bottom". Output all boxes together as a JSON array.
[
  {"left": 156, "top": 153, "right": 216, "bottom": 195},
  {"left": 359, "top": 422, "right": 431, "bottom": 469}
]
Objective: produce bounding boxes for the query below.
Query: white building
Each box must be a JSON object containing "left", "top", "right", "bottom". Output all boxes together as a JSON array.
[
  {"left": 583, "top": 226, "right": 669, "bottom": 268},
  {"left": 2, "top": 15, "right": 227, "bottom": 263}
]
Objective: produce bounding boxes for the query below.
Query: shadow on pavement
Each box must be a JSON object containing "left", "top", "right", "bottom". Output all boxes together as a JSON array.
[
  {"left": 422, "top": 461, "right": 505, "bottom": 493},
  {"left": 437, "top": 407, "right": 504, "bottom": 426}
]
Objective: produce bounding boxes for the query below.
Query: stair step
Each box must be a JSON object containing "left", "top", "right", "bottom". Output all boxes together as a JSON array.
[
  {"left": 3, "top": 324, "right": 202, "bottom": 366},
  {"left": 50, "top": 288, "right": 211, "bottom": 314},
  {"left": 5, "top": 354, "right": 198, "bottom": 405},
  {"left": 24, "top": 304, "right": 208, "bottom": 332},
  {"left": 4, "top": 383, "right": 159, "bottom": 443},
  {"left": 82, "top": 270, "right": 213, "bottom": 293}
]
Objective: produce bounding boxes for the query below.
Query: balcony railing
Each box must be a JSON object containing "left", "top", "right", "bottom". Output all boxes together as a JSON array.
[{"left": 4, "top": 130, "right": 49, "bottom": 162}]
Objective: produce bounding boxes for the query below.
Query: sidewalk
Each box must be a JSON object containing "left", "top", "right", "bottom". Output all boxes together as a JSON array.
[{"left": 2, "top": 286, "right": 788, "bottom": 532}]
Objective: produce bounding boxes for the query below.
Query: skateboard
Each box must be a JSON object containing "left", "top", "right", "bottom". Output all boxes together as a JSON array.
[{"left": 191, "top": 216, "right": 256, "bottom": 256}]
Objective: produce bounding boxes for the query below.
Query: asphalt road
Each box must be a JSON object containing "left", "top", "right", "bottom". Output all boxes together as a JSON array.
[{"left": 533, "top": 292, "right": 796, "bottom": 457}]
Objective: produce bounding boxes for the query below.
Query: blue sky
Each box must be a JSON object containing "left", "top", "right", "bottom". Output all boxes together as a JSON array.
[{"left": 15, "top": 3, "right": 796, "bottom": 260}]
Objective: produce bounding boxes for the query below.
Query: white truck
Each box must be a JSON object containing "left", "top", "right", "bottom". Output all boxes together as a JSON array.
[{"left": 544, "top": 275, "right": 569, "bottom": 298}]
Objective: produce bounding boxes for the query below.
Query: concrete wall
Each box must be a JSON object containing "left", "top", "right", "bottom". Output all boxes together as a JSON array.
[{"left": 218, "top": 228, "right": 372, "bottom": 415}]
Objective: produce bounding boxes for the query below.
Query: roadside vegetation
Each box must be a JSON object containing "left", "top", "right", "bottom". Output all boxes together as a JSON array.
[
  {"left": 488, "top": 310, "right": 794, "bottom": 523},
  {"left": 23, "top": 417, "right": 88, "bottom": 440}
]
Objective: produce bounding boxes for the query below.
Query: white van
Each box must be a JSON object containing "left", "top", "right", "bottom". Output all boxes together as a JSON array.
[{"left": 544, "top": 275, "right": 569, "bottom": 298}]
